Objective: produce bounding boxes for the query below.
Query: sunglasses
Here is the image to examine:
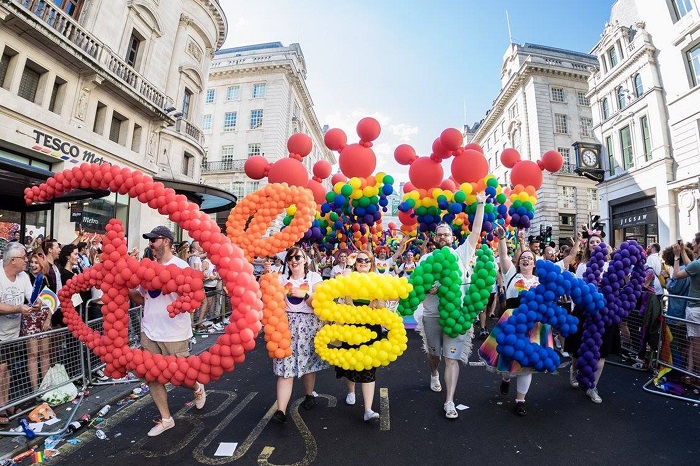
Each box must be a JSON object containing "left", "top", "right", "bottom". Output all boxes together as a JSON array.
[
  {"left": 149, "top": 237, "right": 164, "bottom": 243},
  {"left": 287, "top": 254, "right": 304, "bottom": 262},
  {"left": 355, "top": 258, "right": 371, "bottom": 264}
]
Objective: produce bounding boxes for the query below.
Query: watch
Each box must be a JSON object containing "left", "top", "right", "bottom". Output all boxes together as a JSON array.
[{"left": 581, "top": 149, "right": 598, "bottom": 167}]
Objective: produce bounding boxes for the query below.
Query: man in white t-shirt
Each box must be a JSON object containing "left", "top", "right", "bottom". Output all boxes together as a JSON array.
[
  {"left": 0, "top": 243, "right": 39, "bottom": 415},
  {"left": 420, "top": 191, "right": 487, "bottom": 419},
  {"left": 129, "top": 226, "right": 206, "bottom": 436}
]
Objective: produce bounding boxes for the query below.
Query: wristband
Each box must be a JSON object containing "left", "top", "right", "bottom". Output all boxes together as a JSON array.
[
  {"left": 674, "top": 257, "right": 680, "bottom": 261},
  {"left": 304, "top": 293, "right": 310, "bottom": 300}
]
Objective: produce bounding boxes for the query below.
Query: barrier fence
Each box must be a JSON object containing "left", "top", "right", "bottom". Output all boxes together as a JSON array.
[{"left": 0, "top": 288, "right": 233, "bottom": 437}]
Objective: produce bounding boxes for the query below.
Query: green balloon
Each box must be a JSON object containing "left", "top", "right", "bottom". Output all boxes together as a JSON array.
[
  {"left": 416, "top": 206, "right": 427, "bottom": 216},
  {"left": 384, "top": 175, "right": 394, "bottom": 185},
  {"left": 487, "top": 177, "right": 499, "bottom": 187},
  {"left": 326, "top": 192, "right": 336, "bottom": 202},
  {"left": 407, "top": 198, "right": 416, "bottom": 208},
  {"left": 496, "top": 193, "right": 507, "bottom": 204},
  {"left": 370, "top": 195, "right": 379, "bottom": 204},
  {"left": 330, "top": 212, "right": 338, "bottom": 221},
  {"left": 341, "top": 184, "right": 353, "bottom": 196},
  {"left": 454, "top": 191, "right": 466, "bottom": 203},
  {"left": 283, "top": 216, "right": 292, "bottom": 226},
  {"left": 359, "top": 196, "right": 371, "bottom": 207}
]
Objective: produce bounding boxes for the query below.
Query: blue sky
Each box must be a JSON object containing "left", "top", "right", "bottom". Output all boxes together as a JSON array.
[{"left": 221, "top": 1, "right": 614, "bottom": 181}]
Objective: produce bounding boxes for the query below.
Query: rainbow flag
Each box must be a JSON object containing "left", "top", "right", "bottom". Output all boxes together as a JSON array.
[{"left": 36, "top": 287, "right": 59, "bottom": 314}]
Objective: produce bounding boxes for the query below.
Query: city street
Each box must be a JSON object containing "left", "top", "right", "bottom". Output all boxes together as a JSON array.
[{"left": 55, "top": 331, "right": 697, "bottom": 466}]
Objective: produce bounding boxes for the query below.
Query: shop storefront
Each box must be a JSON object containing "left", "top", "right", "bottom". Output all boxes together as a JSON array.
[{"left": 610, "top": 193, "right": 658, "bottom": 249}]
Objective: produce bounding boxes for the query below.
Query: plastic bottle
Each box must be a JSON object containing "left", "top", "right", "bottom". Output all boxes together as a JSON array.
[
  {"left": 66, "top": 415, "right": 91, "bottom": 435},
  {"left": 97, "top": 405, "right": 111, "bottom": 417},
  {"left": 19, "top": 418, "right": 36, "bottom": 439}
]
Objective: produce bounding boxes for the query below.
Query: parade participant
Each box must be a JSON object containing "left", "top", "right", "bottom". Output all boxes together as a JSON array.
[
  {"left": 319, "top": 248, "right": 334, "bottom": 280},
  {"left": 41, "top": 239, "right": 62, "bottom": 327},
  {"left": 375, "top": 236, "right": 407, "bottom": 275},
  {"left": 270, "top": 246, "right": 327, "bottom": 424},
  {"left": 128, "top": 226, "right": 206, "bottom": 436},
  {"left": 480, "top": 225, "right": 541, "bottom": 416},
  {"left": 331, "top": 251, "right": 349, "bottom": 278},
  {"left": 270, "top": 257, "right": 284, "bottom": 274},
  {"left": 398, "top": 250, "right": 417, "bottom": 277},
  {"left": 22, "top": 250, "right": 52, "bottom": 392},
  {"left": 76, "top": 241, "right": 91, "bottom": 272},
  {"left": 421, "top": 191, "right": 486, "bottom": 419},
  {"left": 671, "top": 240, "right": 700, "bottom": 378},
  {"left": 336, "top": 250, "right": 384, "bottom": 422}
]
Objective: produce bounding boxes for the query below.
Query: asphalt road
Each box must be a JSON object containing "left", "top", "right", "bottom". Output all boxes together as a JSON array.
[{"left": 55, "top": 331, "right": 698, "bottom": 466}]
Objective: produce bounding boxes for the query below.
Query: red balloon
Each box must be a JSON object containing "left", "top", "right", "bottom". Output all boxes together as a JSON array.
[
  {"left": 394, "top": 144, "right": 417, "bottom": 165},
  {"left": 287, "top": 133, "right": 313, "bottom": 157},
  {"left": 244, "top": 155, "right": 269, "bottom": 179},
  {"left": 324, "top": 128, "right": 347, "bottom": 151},
  {"left": 387, "top": 222, "right": 397, "bottom": 230},
  {"left": 451, "top": 149, "right": 488, "bottom": 184},
  {"left": 500, "top": 148, "right": 521, "bottom": 168},
  {"left": 431, "top": 138, "right": 451, "bottom": 160},
  {"left": 409, "top": 157, "right": 443, "bottom": 190},
  {"left": 440, "top": 128, "right": 464, "bottom": 152},
  {"left": 338, "top": 143, "right": 376, "bottom": 178},
  {"left": 464, "top": 142, "right": 484, "bottom": 154},
  {"left": 541, "top": 150, "right": 564, "bottom": 172},
  {"left": 312, "top": 160, "right": 332, "bottom": 179},
  {"left": 268, "top": 158, "right": 308, "bottom": 187},
  {"left": 440, "top": 178, "right": 457, "bottom": 192},
  {"left": 331, "top": 172, "right": 348, "bottom": 185},
  {"left": 402, "top": 182, "right": 416, "bottom": 194},
  {"left": 398, "top": 210, "right": 417, "bottom": 226},
  {"left": 356, "top": 117, "right": 380, "bottom": 142},
  {"left": 511, "top": 160, "right": 544, "bottom": 190},
  {"left": 306, "top": 179, "right": 327, "bottom": 205}
]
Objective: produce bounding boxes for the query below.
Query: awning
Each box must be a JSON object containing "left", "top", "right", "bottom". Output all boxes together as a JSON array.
[
  {"left": 154, "top": 177, "right": 237, "bottom": 214},
  {"left": 0, "top": 156, "right": 110, "bottom": 212}
]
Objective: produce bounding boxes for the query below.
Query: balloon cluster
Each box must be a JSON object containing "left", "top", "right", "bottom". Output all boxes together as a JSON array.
[
  {"left": 491, "top": 260, "right": 601, "bottom": 372},
  {"left": 320, "top": 173, "right": 394, "bottom": 228},
  {"left": 26, "top": 163, "right": 265, "bottom": 387},
  {"left": 397, "top": 245, "right": 496, "bottom": 337},
  {"left": 312, "top": 272, "right": 412, "bottom": 371},
  {"left": 258, "top": 273, "right": 292, "bottom": 359},
  {"left": 226, "top": 183, "right": 316, "bottom": 261}
]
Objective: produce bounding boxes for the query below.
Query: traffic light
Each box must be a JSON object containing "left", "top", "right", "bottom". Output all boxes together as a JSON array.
[{"left": 545, "top": 226, "right": 552, "bottom": 243}]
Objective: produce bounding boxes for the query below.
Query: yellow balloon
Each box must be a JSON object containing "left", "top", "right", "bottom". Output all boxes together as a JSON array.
[
  {"left": 461, "top": 183, "right": 473, "bottom": 195},
  {"left": 466, "top": 194, "right": 477, "bottom": 205},
  {"left": 363, "top": 186, "right": 374, "bottom": 197},
  {"left": 334, "top": 182, "right": 344, "bottom": 194},
  {"left": 350, "top": 177, "right": 362, "bottom": 189},
  {"left": 286, "top": 205, "right": 297, "bottom": 216},
  {"left": 376, "top": 172, "right": 385, "bottom": 183}
]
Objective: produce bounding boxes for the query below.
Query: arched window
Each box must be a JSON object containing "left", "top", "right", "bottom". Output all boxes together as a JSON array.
[
  {"left": 512, "top": 128, "right": 521, "bottom": 152},
  {"left": 602, "top": 98, "right": 610, "bottom": 120},
  {"left": 617, "top": 86, "right": 626, "bottom": 109},
  {"left": 634, "top": 73, "right": 643, "bottom": 97}
]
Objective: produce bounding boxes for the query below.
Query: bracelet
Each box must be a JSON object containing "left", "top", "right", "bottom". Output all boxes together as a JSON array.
[
  {"left": 304, "top": 293, "right": 310, "bottom": 300},
  {"left": 674, "top": 257, "right": 680, "bottom": 261},
  {"left": 477, "top": 201, "right": 485, "bottom": 205}
]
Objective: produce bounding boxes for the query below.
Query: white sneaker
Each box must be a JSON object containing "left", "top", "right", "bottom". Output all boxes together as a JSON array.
[
  {"left": 363, "top": 410, "right": 379, "bottom": 422},
  {"left": 148, "top": 417, "right": 175, "bottom": 436},
  {"left": 569, "top": 367, "right": 579, "bottom": 388},
  {"left": 194, "top": 383, "right": 206, "bottom": 409},
  {"left": 345, "top": 392, "right": 356, "bottom": 405},
  {"left": 586, "top": 388, "right": 602, "bottom": 403}
]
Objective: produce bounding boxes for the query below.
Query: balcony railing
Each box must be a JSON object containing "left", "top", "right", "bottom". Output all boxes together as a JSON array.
[
  {"left": 175, "top": 118, "right": 203, "bottom": 145},
  {"left": 201, "top": 160, "right": 246, "bottom": 172},
  {"left": 559, "top": 163, "right": 578, "bottom": 174},
  {"left": 12, "top": 0, "right": 167, "bottom": 110}
]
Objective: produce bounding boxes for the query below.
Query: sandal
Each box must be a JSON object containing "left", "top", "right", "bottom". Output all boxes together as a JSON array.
[
  {"left": 430, "top": 374, "right": 442, "bottom": 392},
  {"left": 444, "top": 401, "right": 458, "bottom": 419}
]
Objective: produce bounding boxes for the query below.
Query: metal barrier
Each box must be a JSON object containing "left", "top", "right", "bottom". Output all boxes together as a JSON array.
[
  {"left": 191, "top": 288, "right": 231, "bottom": 335},
  {"left": 642, "top": 293, "right": 700, "bottom": 403}
]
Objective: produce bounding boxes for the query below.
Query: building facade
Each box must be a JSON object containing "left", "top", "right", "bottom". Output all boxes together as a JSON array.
[
  {"left": 201, "top": 42, "right": 335, "bottom": 214},
  {"left": 472, "top": 43, "right": 601, "bottom": 243},
  {"left": 0, "top": 0, "right": 227, "bottom": 248},
  {"left": 589, "top": 0, "right": 700, "bottom": 247}
]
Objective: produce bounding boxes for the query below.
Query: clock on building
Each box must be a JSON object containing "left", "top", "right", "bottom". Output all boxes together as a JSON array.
[{"left": 572, "top": 142, "right": 604, "bottom": 182}]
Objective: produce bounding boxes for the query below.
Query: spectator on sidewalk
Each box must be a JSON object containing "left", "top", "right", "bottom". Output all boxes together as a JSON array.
[{"left": 128, "top": 226, "right": 206, "bottom": 436}]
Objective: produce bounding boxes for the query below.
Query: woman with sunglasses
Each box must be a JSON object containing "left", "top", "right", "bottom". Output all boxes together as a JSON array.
[
  {"left": 480, "top": 225, "right": 542, "bottom": 416},
  {"left": 331, "top": 251, "right": 349, "bottom": 278},
  {"left": 270, "top": 247, "right": 327, "bottom": 424},
  {"left": 21, "top": 250, "right": 52, "bottom": 392},
  {"left": 335, "top": 250, "right": 384, "bottom": 422}
]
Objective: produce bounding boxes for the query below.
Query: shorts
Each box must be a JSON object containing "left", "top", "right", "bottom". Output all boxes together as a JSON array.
[
  {"left": 422, "top": 315, "right": 467, "bottom": 359},
  {"left": 140, "top": 332, "right": 190, "bottom": 357},
  {"left": 686, "top": 306, "right": 700, "bottom": 337}
]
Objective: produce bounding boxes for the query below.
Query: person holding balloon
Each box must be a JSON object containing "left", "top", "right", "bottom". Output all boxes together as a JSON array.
[
  {"left": 374, "top": 236, "right": 407, "bottom": 275},
  {"left": 270, "top": 246, "right": 328, "bottom": 424},
  {"left": 480, "top": 225, "right": 542, "bottom": 416},
  {"left": 335, "top": 249, "right": 385, "bottom": 422},
  {"left": 421, "top": 191, "right": 486, "bottom": 419}
]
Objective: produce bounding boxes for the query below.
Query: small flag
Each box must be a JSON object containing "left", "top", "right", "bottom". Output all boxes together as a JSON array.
[{"left": 36, "top": 287, "right": 59, "bottom": 314}]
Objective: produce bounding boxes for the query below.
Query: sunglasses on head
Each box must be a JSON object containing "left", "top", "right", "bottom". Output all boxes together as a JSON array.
[
  {"left": 287, "top": 254, "right": 304, "bottom": 262},
  {"left": 355, "top": 257, "right": 371, "bottom": 264}
]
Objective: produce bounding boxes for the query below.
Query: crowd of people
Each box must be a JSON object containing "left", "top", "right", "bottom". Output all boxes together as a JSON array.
[{"left": 1, "top": 219, "right": 700, "bottom": 435}]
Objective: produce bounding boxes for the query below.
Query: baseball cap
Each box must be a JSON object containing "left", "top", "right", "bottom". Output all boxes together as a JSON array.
[{"left": 142, "top": 226, "right": 174, "bottom": 241}]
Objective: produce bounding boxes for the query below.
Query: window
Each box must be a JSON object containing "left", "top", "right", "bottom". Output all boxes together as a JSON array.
[
  {"left": 202, "top": 114, "right": 212, "bottom": 131},
  {"left": 131, "top": 123, "right": 142, "bottom": 152},
  {"left": 227, "top": 85, "right": 240, "bottom": 100},
  {"left": 109, "top": 111, "right": 127, "bottom": 145},
  {"left": 252, "top": 83, "right": 266, "bottom": 98},
  {"left": 580, "top": 117, "right": 593, "bottom": 137},
  {"left": 247, "top": 143, "right": 261, "bottom": 157},
  {"left": 182, "top": 152, "right": 194, "bottom": 176},
  {"left": 558, "top": 147, "right": 573, "bottom": 172},
  {"left": 93, "top": 101, "right": 107, "bottom": 134},
  {"left": 500, "top": 121, "right": 505, "bottom": 135},
  {"left": 687, "top": 44, "right": 700, "bottom": 86},
  {"left": 221, "top": 145, "right": 235, "bottom": 164},
  {"left": 587, "top": 188, "right": 598, "bottom": 212},
  {"left": 508, "top": 104, "right": 518, "bottom": 119},
  {"left": 620, "top": 125, "right": 634, "bottom": 169},
  {"left": 18, "top": 63, "right": 42, "bottom": 102},
  {"left": 230, "top": 182, "right": 244, "bottom": 197},
  {"left": 673, "top": 0, "right": 693, "bottom": 20},
  {"left": 608, "top": 46, "right": 618, "bottom": 67},
  {"left": 633, "top": 73, "right": 643, "bottom": 97},
  {"left": 54, "top": 0, "right": 84, "bottom": 17},
  {"left": 48, "top": 76, "right": 67, "bottom": 114},
  {"left": 551, "top": 87, "right": 565, "bottom": 102},
  {"left": 512, "top": 128, "right": 521, "bottom": 151},
  {"left": 577, "top": 91, "right": 590, "bottom": 106},
  {"left": 0, "top": 53, "right": 10, "bottom": 89},
  {"left": 250, "top": 109, "right": 263, "bottom": 129},
  {"left": 247, "top": 181, "right": 260, "bottom": 195},
  {"left": 205, "top": 89, "right": 215, "bottom": 104},
  {"left": 616, "top": 86, "right": 627, "bottom": 109},
  {"left": 223, "top": 112, "right": 236, "bottom": 131},
  {"left": 554, "top": 114, "right": 568, "bottom": 134},
  {"left": 558, "top": 186, "right": 576, "bottom": 209},
  {"left": 125, "top": 30, "right": 143, "bottom": 68},
  {"left": 182, "top": 88, "right": 192, "bottom": 120},
  {"left": 640, "top": 115, "right": 652, "bottom": 161},
  {"left": 606, "top": 135, "right": 616, "bottom": 175},
  {"left": 560, "top": 213, "right": 575, "bottom": 226},
  {"left": 602, "top": 98, "right": 610, "bottom": 120}
]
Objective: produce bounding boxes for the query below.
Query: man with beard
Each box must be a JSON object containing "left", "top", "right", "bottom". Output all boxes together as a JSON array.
[
  {"left": 128, "top": 226, "right": 206, "bottom": 436},
  {"left": 421, "top": 191, "right": 487, "bottom": 419}
]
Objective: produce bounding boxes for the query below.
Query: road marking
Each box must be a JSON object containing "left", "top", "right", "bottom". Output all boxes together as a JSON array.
[{"left": 379, "top": 387, "right": 390, "bottom": 431}]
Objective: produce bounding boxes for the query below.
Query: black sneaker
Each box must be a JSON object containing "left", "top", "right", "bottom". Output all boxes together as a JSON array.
[
  {"left": 302, "top": 394, "right": 316, "bottom": 410},
  {"left": 500, "top": 379, "right": 510, "bottom": 395},
  {"left": 514, "top": 402, "right": 527, "bottom": 416},
  {"left": 479, "top": 328, "right": 489, "bottom": 339},
  {"left": 271, "top": 410, "right": 286, "bottom": 424},
  {"left": 93, "top": 369, "right": 109, "bottom": 382}
]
